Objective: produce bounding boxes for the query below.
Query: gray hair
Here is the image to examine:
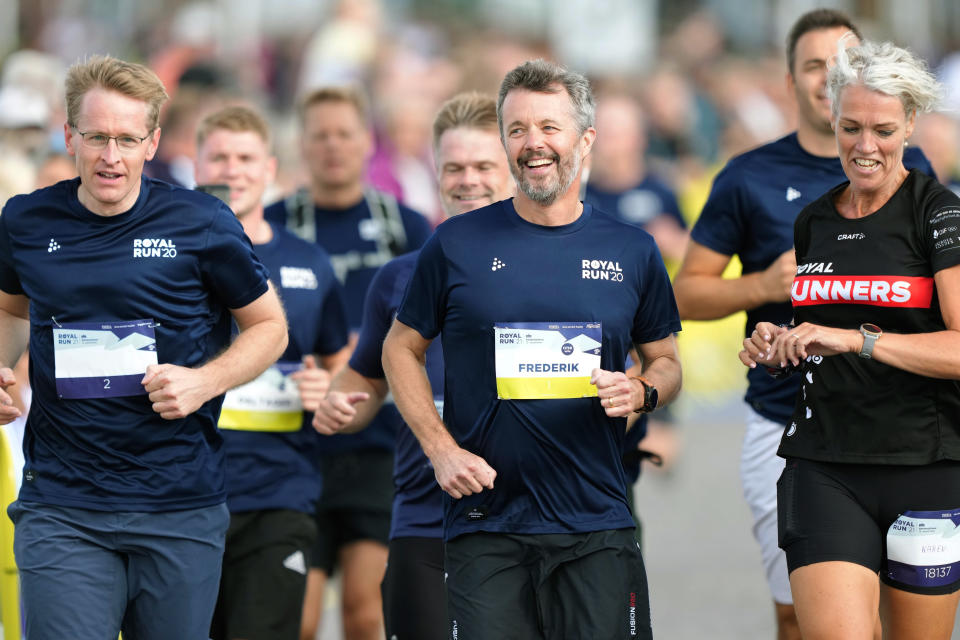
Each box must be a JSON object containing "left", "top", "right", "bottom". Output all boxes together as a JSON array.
[
  {"left": 497, "top": 59, "right": 595, "bottom": 139},
  {"left": 827, "top": 37, "right": 941, "bottom": 119}
]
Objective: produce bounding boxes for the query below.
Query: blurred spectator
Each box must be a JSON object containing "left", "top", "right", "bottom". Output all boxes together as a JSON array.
[
  {"left": 35, "top": 152, "right": 77, "bottom": 188},
  {"left": 586, "top": 91, "right": 688, "bottom": 264},
  {"left": 643, "top": 65, "right": 722, "bottom": 169},
  {"left": 299, "top": 0, "right": 383, "bottom": 91},
  {"left": 912, "top": 111, "right": 960, "bottom": 195},
  {"left": 0, "top": 85, "right": 50, "bottom": 162},
  {"left": 145, "top": 87, "right": 226, "bottom": 188},
  {"left": 0, "top": 152, "right": 36, "bottom": 209}
]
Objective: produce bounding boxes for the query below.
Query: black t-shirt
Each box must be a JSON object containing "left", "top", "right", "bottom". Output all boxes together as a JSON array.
[{"left": 779, "top": 170, "right": 960, "bottom": 464}]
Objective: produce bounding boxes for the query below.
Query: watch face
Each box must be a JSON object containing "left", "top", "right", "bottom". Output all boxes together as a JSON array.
[
  {"left": 648, "top": 387, "right": 659, "bottom": 411},
  {"left": 862, "top": 323, "right": 882, "bottom": 336}
]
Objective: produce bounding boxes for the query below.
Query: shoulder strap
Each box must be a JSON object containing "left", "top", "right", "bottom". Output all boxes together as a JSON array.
[
  {"left": 365, "top": 189, "right": 407, "bottom": 257},
  {"left": 284, "top": 187, "right": 315, "bottom": 243}
]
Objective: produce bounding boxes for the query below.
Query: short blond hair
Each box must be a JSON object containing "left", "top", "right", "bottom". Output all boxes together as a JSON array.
[
  {"left": 65, "top": 55, "right": 168, "bottom": 131},
  {"left": 298, "top": 86, "right": 369, "bottom": 126},
  {"left": 432, "top": 92, "right": 498, "bottom": 151},
  {"left": 196, "top": 105, "right": 271, "bottom": 148}
]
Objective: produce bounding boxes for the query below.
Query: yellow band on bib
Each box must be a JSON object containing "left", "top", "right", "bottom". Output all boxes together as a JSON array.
[
  {"left": 218, "top": 409, "right": 302, "bottom": 432},
  {"left": 496, "top": 376, "right": 597, "bottom": 400}
]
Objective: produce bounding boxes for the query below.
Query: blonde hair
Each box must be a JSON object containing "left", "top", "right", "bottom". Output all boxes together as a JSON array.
[
  {"left": 432, "top": 92, "right": 498, "bottom": 151},
  {"left": 65, "top": 55, "right": 168, "bottom": 131},
  {"left": 827, "top": 37, "right": 941, "bottom": 119},
  {"left": 196, "top": 105, "right": 271, "bottom": 148}
]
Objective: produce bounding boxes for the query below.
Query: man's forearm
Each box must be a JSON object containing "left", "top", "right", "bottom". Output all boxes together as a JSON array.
[
  {"left": 0, "top": 305, "right": 29, "bottom": 370},
  {"left": 641, "top": 353, "right": 682, "bottom": 408},
  {"left": 383, "top": 333, "right": 457, "bottom": 459},
  {"left": 200, "top": 318, "right": 288, "bottom": 397},
  {"left": 674, "top": 271, "right": 769, "bottom": 320}
]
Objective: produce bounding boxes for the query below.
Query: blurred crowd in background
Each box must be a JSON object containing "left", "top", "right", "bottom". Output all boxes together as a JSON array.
[{"left": 1, "top": 0, "right": 960, "bottom": 413}]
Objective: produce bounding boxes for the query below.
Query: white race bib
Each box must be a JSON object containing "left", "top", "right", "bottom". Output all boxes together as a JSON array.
[
  {"left": 494, "top": 322, "right": 601, "bottom": 399},
  {"left": 53, "top": 319, "right": 158, "bottom": 399},
  {"left": 887, "top": 509, "right": 960, "bottom": 588},
  {"left": 219, "top": 362, "right": 304, "bottom": 432}
]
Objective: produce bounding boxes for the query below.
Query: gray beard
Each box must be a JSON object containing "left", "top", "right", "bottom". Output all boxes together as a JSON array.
[{"left": 515, "top": 151, "right": 580, "bottom": 206}]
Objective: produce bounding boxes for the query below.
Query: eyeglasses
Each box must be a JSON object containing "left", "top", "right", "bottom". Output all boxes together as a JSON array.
[{"left": 71, "top": 127, "right": 153, "bottom": 153}]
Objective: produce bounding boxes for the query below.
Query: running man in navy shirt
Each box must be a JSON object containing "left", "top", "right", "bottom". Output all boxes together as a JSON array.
[
  {"left": 0, "top": 56, "right": 287, "bottom": 640},
  {"left": 194, "top": 106, "right": 350, "bottom": 640},
  {"left": 265, "top": 85, "right": 432, "bottom": 640},
  {"left": 673, "top": 10, "right": 934, "bottom": 638},
  {"left": 383, "top": 60, "right": 682, "bottom": 640},
  {"left": 313, "top": 91, "right": 515, "bottom": 640}
]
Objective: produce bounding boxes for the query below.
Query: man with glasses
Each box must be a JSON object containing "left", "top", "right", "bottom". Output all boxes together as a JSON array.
[{"left": 0, "top": 55, "right": 288, "bottom": 639}]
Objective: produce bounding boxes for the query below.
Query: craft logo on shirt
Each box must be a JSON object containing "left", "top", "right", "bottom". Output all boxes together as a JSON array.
[
  {"left": 786, "top": 187, "right": 801, "bottom": 202},
  {"left": 47, "top": 238, "right": 61, "bottom": 253},
  {"left": 491, "top": 257, "right": 506, "bottom": 271},
  {"left": 581, "top": 259, "right": 624, "bottom": 282},
  {"left": 791, "top": 275, "right": 934, "bottom": 308},
  {"left": 836, "top": 233, "right": 865, "bottom": 241},
  {"left": 132, "top": 238, "right": 177, "bottom": 258},
  {"left": 279, "top": 266, "right": 318, "bottom": 290}
]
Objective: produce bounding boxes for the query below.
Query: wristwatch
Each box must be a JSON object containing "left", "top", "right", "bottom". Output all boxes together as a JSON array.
[
  {"left": 858, "top": 323, "right": 882, "bottom": 359},
  {"left": 632, "top": 376, "right": 658, "bottom": 414}
]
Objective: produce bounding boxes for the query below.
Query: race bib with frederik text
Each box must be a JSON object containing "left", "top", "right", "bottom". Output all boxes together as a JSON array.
[{"left": 494, "top": 322, "right": 601, "bottom": 400}]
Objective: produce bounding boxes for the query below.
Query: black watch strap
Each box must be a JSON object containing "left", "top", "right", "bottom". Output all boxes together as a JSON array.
[{"left": 631, "top": 376, "right": 658, "bottom": 414}]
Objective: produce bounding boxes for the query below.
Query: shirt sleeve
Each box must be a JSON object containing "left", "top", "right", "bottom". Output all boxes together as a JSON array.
[
  {"left": 631, "top": 235, "right": 683, "bottom": 345},
  {"left": 924, "top": 189, "right": 960, "bottom": 274},
  {"left": 396, "top": 233, "right": 446, "bottom": 341},
  {"left": 689, "top": 164, "right": 748, "bottom": 257},
  {"left": 314, "top": 258, "right": 350, "bottom": 357},
  {"left": 658, "top": 184, "right": 687, "bottom": 230},
  {"left": 904, "top": 147, "right": 939, "bottom": 182},
  {"left": 348, "top": 262, "right": 398, "bottom": 379},
  {"left": 199, "top": 204, "right": 270, "bottom": 309},
  {"left": 401, "top": 207, "right": 434, "bottom": 251}
]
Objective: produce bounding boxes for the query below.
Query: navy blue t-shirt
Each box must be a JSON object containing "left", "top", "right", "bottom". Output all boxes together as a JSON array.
[
  {"left": 265, "top": 195, "right": 432, "bottom": 455},
  {"left": 397, "top": 200, "right": 682, "bottom": 540},
  {"left": 585, "top": 176, "right": 686, "bottom": 231},
  {"left": 691, "top": 133, "right": 934, "bottom": 424},
  {"left": 221, "top": 223, "right": 349, "bottom": 514},
  {"left": 349, "top": 251, "right": 443, "bottom": 539},
  {"left": 0, "top": 177, "right": 270, "bottom": 511}
]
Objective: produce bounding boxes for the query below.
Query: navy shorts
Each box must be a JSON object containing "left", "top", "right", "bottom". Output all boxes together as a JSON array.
[
  {"left": 778, "top": 458, "right": 960, "bottom": 595},
  {"left": 9, "top": 500, "right": 229, "bottom": 640}
]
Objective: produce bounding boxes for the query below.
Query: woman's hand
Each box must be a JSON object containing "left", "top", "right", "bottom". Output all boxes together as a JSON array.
[
  {"left": 739, "top": 322, "right": 788, "bottom": 369},
  {"left": 768, "top": 322, "right": 862, "bottom": 367}
]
